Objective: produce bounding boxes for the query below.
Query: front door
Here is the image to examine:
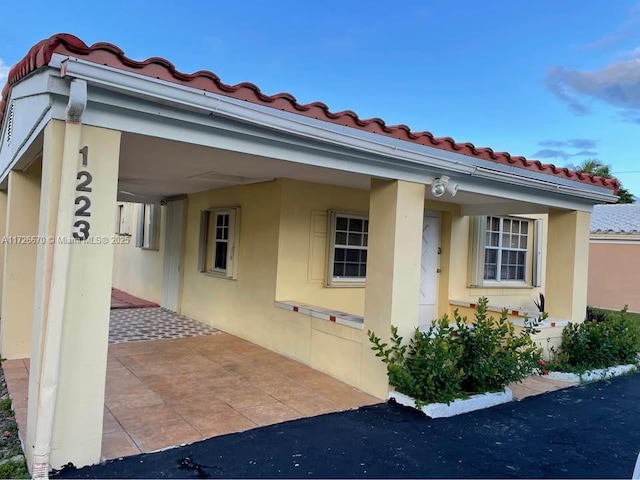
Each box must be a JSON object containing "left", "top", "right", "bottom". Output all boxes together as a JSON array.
[
  {"left": 161, "top": 198, "right": 186, "bottom": 312},
  {"left": 419, "top": 212, "right": 441, "bottom": 327}
]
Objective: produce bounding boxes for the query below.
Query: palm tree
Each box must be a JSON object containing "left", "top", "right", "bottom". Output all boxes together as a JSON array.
[{"left": 573, "top": 159, "right": 635, "bottom": 204}]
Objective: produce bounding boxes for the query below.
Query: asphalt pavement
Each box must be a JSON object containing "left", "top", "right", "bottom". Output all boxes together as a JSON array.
[{"left": 52, "top": 373, "right": 640, "bottom": 478}]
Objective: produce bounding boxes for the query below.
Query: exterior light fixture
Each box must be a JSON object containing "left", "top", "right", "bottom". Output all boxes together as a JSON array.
[{"left": 431, "top": 175, "right": 459, "bottom": 198}]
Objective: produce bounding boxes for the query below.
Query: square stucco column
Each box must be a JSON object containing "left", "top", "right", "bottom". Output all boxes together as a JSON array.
[
  {"left": 1, "top": 169, "right": 41, "bottom": 359},
  {"left": 360, "top": 178, "right": 425, "bottom": 398},
  {"left": 25, "top": 121, "right": 121, "bottom": 471},
  {"left": 545, "top": 209, "right": 591, "bottom": 323},
  {"left": 0, "top": 191, "right": 7, "bottom": 312}
]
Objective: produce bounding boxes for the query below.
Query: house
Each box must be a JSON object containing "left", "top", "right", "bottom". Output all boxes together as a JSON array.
[
  {"left": 588, "top": 204, "right": 640, "bottom": 313},
  {"left": 0, "top": 34, "right": 618, "bottom": 472}
]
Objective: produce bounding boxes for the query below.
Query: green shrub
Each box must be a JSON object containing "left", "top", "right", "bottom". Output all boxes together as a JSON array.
[
  {"left": 549, "top": 306, "right": 640, "bottom": 373},
  {"left": 369, "top": 297, "right": 542, "bottom": 405},
  {"left": 455, "top": 299, "right": 542, "bottom": 394}
]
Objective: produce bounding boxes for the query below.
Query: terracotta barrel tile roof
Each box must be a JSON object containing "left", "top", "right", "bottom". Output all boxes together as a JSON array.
[{"left": 0, "top": 33, "right": 619, "bottom": 194}]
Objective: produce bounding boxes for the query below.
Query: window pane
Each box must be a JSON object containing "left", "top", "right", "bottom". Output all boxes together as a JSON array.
[
  {"left": 215, "top": 241, "right": 227, "bottom": 270},
  {"left": 485, "top": 249, "right": 497, "bottom": 264},
  {"left": 346, "top": 249, "right": 359, "bottom": 262},
  {"left": 336, "top": 217, "right": 348, "bottom": 231},
  {"left": 335, "top": 232, "right": 347, "bottom": 245},
  {"left": 364, "top": 220, "right": 369, "bottom": 233},
  {"left": 345, "top": 263, "right": 359, "bottom": 277},
  {"left": 502, "top": 233, "right": 510, "bottom": 246},
  {"left": 333, "top": 262, "right": 345, "bottom": 277},
  {"left": 484, "top": 264, "right": 496, "bottom": 280},
  {"left": 349, "top": 218, "right": 363, "bottom": 232},
  {"left": 520, "top": 235, "right": 527, "bottom": 249},
  {"left": 517, "top": 266, "right": 525, "bottom": 280},
  {"left": 360, "top": 250, "right": 368, "bottom": 263},
  {"left": 359, "top": 264, "right": 367, "bottom": 277},
  {"left": 490, "top": 217, "right": 499, "bottom": 231},
  {"left": 510, "top": 235, "right": 520, "bottom": 249},
  {"left": 334, "top": 248, "right": 346, "bottom": 261},
  {"left": 216, "top": 227, "right": 224, "bottom": 240},
  {"left": 348, "top": 233, "right": 362, "bottom": 246},
  {"left": 363, "top": 233, "right": 368, "bottom": 247},
  {"left": 520, "top": 221, "right": 528, "bottom": 234},
  {"left": 501, "top": 265, "right": 508, "bottom": 279},
  {"left": 216, "top": 214, "right": 225, "bottom": 227},
  {"left": 517, "top": 251, "right": 526, "bottom": 265}
]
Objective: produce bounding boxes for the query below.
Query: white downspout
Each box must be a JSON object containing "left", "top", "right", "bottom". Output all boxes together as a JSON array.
[{"left": 31, "top": 78, "right": 87, "bottom": 480}]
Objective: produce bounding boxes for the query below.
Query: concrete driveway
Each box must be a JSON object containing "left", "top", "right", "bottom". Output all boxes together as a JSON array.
[{"left": 52, "top": 373, "right": 640, "bottom": 479}]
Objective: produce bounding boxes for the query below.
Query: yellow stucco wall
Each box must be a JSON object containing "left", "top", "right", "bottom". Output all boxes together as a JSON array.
[
  {"left": 111, "top": 203, "right": 165, "bottom": 304},
  {"left": 275, "top": 179, "right": 370, "bottom": 315},
  {"left": 180, "top": 179, "right": 369, "bottom": 391}
]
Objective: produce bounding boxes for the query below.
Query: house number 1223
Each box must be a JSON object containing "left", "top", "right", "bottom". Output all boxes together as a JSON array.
[{"left": 73, "top": 146, "right": 93, "bottom": 240}]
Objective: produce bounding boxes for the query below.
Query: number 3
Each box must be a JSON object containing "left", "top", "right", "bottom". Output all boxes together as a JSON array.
[{"left": 73, "top": 220, "right": 90, "bottom": 240}]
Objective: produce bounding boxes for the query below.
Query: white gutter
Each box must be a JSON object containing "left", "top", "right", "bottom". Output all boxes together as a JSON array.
[
  {"left": 31, "top": 79, "right": 87, "bottom": 480},
  {"left": 50, "top": 54, "right": 616, "bottom": 204}
]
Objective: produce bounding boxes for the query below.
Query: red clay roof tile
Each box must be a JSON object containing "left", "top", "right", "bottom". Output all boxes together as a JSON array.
[{"left": 0, "top": 33, "right": 619, "bottom": 194}]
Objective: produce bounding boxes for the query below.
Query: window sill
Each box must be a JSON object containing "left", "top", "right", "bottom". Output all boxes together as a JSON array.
[
  {"left": 450, "top": 299, "right": 538, "bottom": 318},
  {"left": 202, "top": 271, "right": 235, "bottom": 280},
  {"left": 275, "top": 301, "right": 364, "bottom": 330},
  {"left": 326, "top": 278, "right": 366, "bottom": 288},
  {"left": 470, "top": 282, "right": 535, "bottom": 290}
]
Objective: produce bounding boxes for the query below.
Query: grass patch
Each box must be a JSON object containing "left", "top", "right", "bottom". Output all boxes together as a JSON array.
[
  {"left": 0, "top": 458, "right": 29, "bottom": 479},
  {"left": 0, "top": 399, "right": 11, "bottom": 413},
  {"left": 594, "top": 308, "right": 640, "bottom": 350}
]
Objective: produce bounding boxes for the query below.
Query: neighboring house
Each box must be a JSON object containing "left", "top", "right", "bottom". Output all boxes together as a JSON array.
[
  {"left": 588, "top": 204, "right": 640, "bottom": 313},
  {"left": 0, "top": 34, "right": 618, "bottom": 472}
]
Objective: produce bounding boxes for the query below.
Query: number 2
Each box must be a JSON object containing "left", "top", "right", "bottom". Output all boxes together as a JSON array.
[{"left": 76, "top": 171, "right": 93, "bottom": 192}]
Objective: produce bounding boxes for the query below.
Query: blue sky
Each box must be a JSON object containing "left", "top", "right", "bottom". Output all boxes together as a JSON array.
[{"left": 1, "top": 1, "right": 639, "bottom": 195}]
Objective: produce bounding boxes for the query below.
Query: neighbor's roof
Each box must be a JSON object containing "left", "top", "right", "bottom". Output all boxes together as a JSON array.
[
  {"left": 591, "top": 204, "right": 640, "bottom": 234},
  {"left": 0, "top": 33, "right": 619, "bottom": 193}
]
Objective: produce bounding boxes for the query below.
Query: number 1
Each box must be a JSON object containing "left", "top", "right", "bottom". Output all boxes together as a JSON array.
[{"left": 79, "top": 146, "right": 88, "bottom": 166}]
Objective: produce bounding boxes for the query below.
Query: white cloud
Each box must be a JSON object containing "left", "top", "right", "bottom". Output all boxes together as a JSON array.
[
  {"left": 0, "top": 58, "right": 9, "bottom": 85},
  {"left": 581, "top": 2, "right": 640, "bottom": 51},
  {"left": 545, "top": 54, "right": 640, "bottom": 117}
]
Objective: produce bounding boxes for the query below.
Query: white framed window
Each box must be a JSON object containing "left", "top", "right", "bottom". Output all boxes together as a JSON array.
[
  {"left": 135, "top": 203, "right": 160, "bottom": 250},
  {"left": 326, "top": 211, "right": 368, "bottom": 286},
  {"left": 115, "top": 203, "right": 132, "bottom": 235},
  {"left": 469, "top": 215, "right": 542, "bottom": 287},
  {"left": 484, "top": 216, "right": 528, "bottom": 281},
  {"left": 198, "top": 207, "right": 240, "bottom": 279}
]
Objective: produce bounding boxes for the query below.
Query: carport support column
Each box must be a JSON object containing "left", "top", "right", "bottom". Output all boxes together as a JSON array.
[
  {"left": 544, "top": 209, "right": 591, "bottom": 323},
  {"left": 27, "top": 122, "right": 121, "bottom": 472},
  {"left": 361, "top": 179, "right": 425, "bottom": 398},
  {"left": 1, "top": 170, "right": 41, "bottom": 359}
]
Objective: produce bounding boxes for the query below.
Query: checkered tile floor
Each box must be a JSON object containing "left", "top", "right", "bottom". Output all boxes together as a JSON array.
[{"left": 109, "top": 308, "right": 220, "bottom": 344}]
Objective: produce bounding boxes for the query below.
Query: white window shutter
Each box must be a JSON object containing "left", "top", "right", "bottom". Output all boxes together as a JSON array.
[
  {"left": 532, "top": 218, "right": 543, "bottom": 287},
  {"left": 115, "top": 205, "right": 121, "bottom": 234},
  {"left": 226, "top": 208, "right": 240, "bottom": 278},
  {"left": 198, "top": 210, "right": 209, "bottom": 272},
  {"left": 135, "top": 204, "right": 144, "bottom": 248},
  {"left": 325, "top": 210, "right": 338, "bottom": 286},
  {"left": 467, "top": 215, "right": 487, "bottom": 287},
  {"left": 150, "top": 204, "right": 160, "bottom": 250}
]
